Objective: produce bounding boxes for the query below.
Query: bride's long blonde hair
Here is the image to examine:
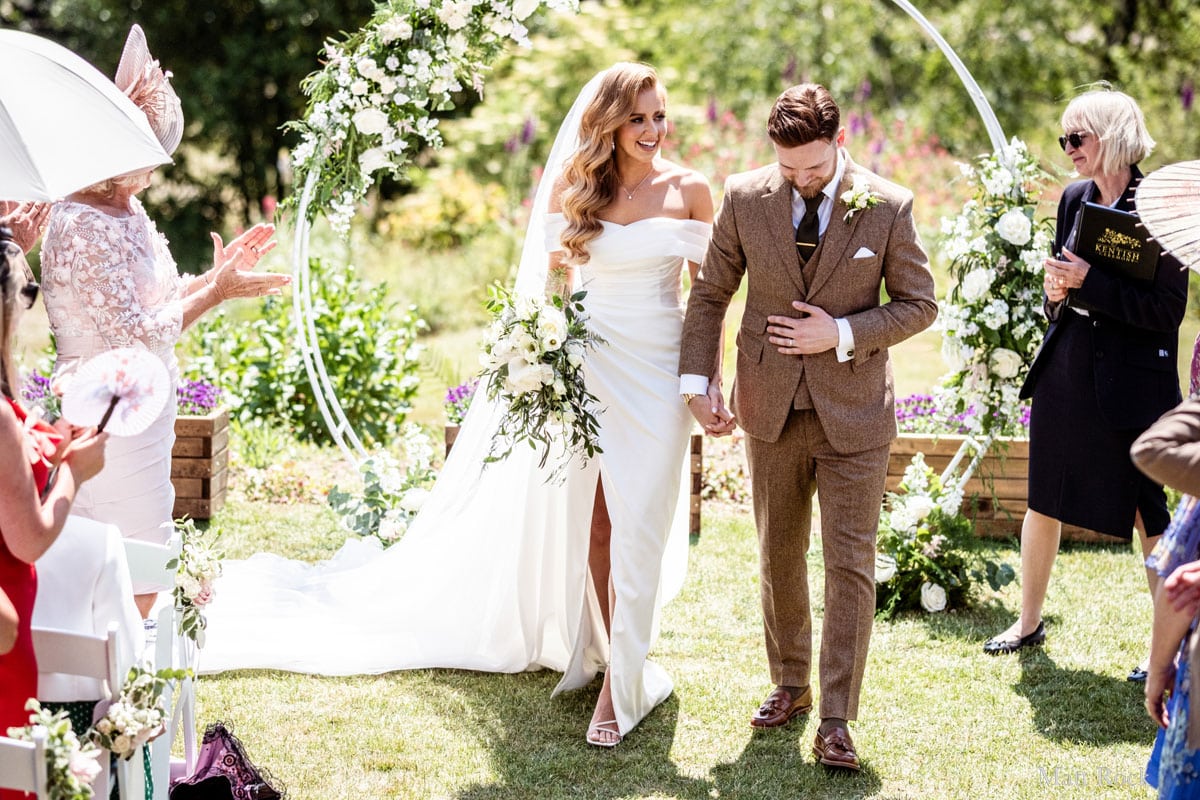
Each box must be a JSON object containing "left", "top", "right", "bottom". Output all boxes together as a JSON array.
[{"left": 558, "top": 63, "right": 661, "bottom": 264}]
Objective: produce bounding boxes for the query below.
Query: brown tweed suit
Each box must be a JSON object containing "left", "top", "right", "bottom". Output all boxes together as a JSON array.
[{"left": 679, "top": 153, "right": 936, "bottom": 720}]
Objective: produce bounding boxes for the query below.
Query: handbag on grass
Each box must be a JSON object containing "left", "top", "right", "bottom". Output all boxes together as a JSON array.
[{"left": 169, "top": 722, "right": 284, "bottom": 800}]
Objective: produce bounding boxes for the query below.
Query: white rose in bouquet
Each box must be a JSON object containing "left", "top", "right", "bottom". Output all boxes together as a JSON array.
[
  {"left": 920, "top": 581, "right": 948, "bottom": 612},
  {"left": 505, "top": 357, "right": 543, "bottom": 394},
  {"left": 399, "top": 487, "right": 429, "bottom": 513},
  {"left": 996, "top": 208, "right": 1032, "bottom": 246}
]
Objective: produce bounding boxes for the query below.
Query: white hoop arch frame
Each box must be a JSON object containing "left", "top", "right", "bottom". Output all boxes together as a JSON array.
[{"left": 290, "top": 0, "right": 1015, "bottom": 466}]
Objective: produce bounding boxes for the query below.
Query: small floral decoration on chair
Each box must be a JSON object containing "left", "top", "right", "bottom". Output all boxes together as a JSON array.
[
  {"left": 168, "top": 518, "right": 223, "bottom": 647},
  {"left": 88, "top": 665, "right": 190, "bottom": 761},
  {"left": 444, "top": 377, "right": 478, "bottom": 426},
  {"left": 7, "top": 699, "right": 102, "bottom": 800},
  {"left": 285, "top": 0, "right": 578, "bottom": 234},
  {"left": 875, "top": 453, "right": 1015, "bottom": 619},
  {"left": 840, "top": 177, "right": 882, "bottom": 222},
  {"left": 328, "top": 423, "right": 437, "bottom": 547},
  {"left": 479, "top": 285, "right": 604, "bottom": 482}
]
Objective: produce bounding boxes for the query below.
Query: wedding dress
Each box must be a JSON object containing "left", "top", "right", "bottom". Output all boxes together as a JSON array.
[{"left": 201, "top": 71, "right": 712, "bottom": 736}]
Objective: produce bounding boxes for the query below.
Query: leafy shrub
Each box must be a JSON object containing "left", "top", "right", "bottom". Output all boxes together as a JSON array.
[
  {"left": 179, "top": 257, "right": 426, "bottom": 446},
  {"left": 379, "top": 169, "right": 507, "bottom": 251}
]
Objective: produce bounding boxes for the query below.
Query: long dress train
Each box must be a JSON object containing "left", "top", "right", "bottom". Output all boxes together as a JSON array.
[{"left": 201, "top": 215, "right": 710, "bottom": 736}]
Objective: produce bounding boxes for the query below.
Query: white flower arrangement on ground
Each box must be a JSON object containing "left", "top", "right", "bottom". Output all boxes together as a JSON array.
[
  {"left": 937, "top": 138, "right": 1055, "bottom": 438},
  {"left": 87, "top": 666, "right": 190, "bottom": 761},
  {"left": 7, "top": 700, "right": 102, "bottom": 800},
  {"left": 479, "top": 285, "right": 604, "bottom": 481},
  {"left": 285, "top": 0, "right": 578, "bottom": 233},
  {"left": 875, "top": 454, "right": 1015, "bottom": 619},
  {"left": 840, "top": 177, "right": 883, "bottom": 222},
  {"left": 168, "top": 519, "right": 223, "bottom": 648},
  {"left": 328, "top": 423, "right": 437, "bottom": 547}
]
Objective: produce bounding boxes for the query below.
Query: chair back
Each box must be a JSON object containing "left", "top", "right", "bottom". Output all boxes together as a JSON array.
[
  {"left": 0, "top": 729, "right": 49, "bottom": 798},
  {"left": 123, "top": 532, "right": 181, "bottom": 591}
]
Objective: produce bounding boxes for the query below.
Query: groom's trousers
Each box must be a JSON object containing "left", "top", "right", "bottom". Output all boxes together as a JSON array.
[{"left": 745, "top": 407, "right": 890, "bottom": 721}]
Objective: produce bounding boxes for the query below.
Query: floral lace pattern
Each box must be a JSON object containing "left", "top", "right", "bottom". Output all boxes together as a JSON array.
[{"left": 41, "top": 198, "right": 184, "bottom": 366}]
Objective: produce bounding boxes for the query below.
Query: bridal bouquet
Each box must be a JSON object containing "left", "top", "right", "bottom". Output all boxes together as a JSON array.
[
  {"left": 8, "top": 700, "right": 102, "bottom": 800},
  {"left": 88, "top": 666, "right": 189, "bottom": 761},
  {"left": 479, "top": 285, "right": 604, "bottom": 480}
]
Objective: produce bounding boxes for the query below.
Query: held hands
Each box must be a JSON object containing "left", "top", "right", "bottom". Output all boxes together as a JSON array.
[
  {"left": 687, "top": 382, "right": 736, "bottom": 437},
  {"left": 1043, "top": 248, "right": 1090, "bottom": 301},
  {"left": 205, "top": 223, "right": 291, "bottom": 301},
  {"left": 767, "top": 301, "right": 838, "bottom": 355}
]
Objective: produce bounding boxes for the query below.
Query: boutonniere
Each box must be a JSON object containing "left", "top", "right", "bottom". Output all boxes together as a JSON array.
[{"left": 840, "top": 178, "right": 883, "bottom": 222}]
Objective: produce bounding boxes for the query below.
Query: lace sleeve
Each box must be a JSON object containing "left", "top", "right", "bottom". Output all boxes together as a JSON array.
[{"left": 47, "top": 205, "right": 183, "bottom": 351}]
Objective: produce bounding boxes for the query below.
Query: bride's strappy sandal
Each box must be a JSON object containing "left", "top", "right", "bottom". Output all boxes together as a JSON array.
[{"left": 586, "top": 720, "right": 622, "bottom": 748}]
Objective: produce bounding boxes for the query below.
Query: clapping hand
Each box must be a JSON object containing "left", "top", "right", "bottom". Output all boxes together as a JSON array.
[
  {"left": 0, "top": 200, "right": 50, "bottom": 252},
  {"left": 206, "top": 223, "right": 290, "bottom": 300}
]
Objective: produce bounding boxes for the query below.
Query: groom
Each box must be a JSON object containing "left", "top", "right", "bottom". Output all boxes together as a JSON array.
[{"left": 679, "top": 84, "right": 936, "bottom": 770}]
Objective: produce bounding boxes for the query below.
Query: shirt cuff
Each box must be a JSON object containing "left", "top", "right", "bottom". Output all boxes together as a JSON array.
[
  {"left": 835, "top": 318, "right": 855, "bottom": 362},
  {"left": 680, "top": 374, "right": 709, "bottom": 395}
]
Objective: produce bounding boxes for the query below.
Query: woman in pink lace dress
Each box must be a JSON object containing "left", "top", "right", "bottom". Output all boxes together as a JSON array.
[{"left": 38, "top": 25, "right": 289, "bottom": 617}]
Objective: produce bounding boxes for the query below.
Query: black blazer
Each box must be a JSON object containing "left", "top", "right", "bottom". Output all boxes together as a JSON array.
[{"left": 1020, "top": 167, "right": 1188, "bottom": 431}]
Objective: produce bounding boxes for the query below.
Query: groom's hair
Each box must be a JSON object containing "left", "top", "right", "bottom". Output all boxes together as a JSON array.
[{"left": 767, "top": 84, "right": 840, "bottom": 148}]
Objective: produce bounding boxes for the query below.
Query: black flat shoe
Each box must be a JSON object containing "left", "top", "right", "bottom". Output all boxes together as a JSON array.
[
  {"left": 983, "top": 621, "right": 1046, "bottom": 655},
  {"left": 1127, "top": 666, "right": 1148, "bottom": 683}
]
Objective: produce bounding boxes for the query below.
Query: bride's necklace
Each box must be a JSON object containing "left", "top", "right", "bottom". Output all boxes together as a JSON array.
[{"left": 618, "top": 167, "right": 654, "bottom": 201}]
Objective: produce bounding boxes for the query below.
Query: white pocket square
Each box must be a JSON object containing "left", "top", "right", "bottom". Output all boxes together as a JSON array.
[{"left": 852, "top": 246, "right": 876, "bottom": 259}]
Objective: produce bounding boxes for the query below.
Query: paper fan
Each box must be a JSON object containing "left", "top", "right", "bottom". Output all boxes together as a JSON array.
[
  {"left": 60, "top": 348, "right": 169, "bottom": 436},
  {"left": 1135, "top": 160, "right": 1200, "bottom": 274}
]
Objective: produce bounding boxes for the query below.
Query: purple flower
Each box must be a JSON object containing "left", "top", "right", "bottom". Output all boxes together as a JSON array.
[
  {"left": 177, "top": 379, "right": 222, "bottom": 415},
  {"left": 520, "top": 116, "right": 536, "bottom": 146},
  {"left": 444, "top": 378, "right": 479, "bottom": 425},
  {"left": 706, "top": 97, "right": 718, "bottom": 124},
  {"left": 1183, "top": 81, "right": 1194, "bottom": 113}
]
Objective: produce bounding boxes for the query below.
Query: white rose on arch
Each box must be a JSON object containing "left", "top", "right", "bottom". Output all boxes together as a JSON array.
[
  {"left": 875, "top": 553, "right": 898, "bottom": 583},
  {"left": 920, "top": 581, "right": 948, "bottom": 612},
  {"left": 907, "top": 494, "right": 936, "bottom": 521},
  {"left": 990, "top": 347, "right": 1023, "bottom": 380},
  {"left": 995, "top": 208, "right": 1033, "bottom": 246},
  {"left": 960, "top": 268, "right": 995, "bottom": 302},
  {"left": 352, "top": 108, "right": 390, "bottom": 135},
  {"left": 358, "top": 148, "right": 392, "bottom": 174}
]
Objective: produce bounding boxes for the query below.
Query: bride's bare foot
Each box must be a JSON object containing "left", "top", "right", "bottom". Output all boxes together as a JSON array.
[{"left": 586, "top": 670, "right": 621, "bottom": 747}]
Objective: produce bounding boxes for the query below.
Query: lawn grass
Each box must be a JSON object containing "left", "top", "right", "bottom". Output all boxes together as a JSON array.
[{"left": 196, "top": 495, "right": 1159, "bottom": 799}]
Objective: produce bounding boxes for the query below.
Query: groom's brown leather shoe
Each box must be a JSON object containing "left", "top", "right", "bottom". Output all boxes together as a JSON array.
[
  {"left": 750, "top": 685, "right": 812, "bottom": 728},
  {"left": 813, "top": 726, "right": 861, "bottom": 771}
]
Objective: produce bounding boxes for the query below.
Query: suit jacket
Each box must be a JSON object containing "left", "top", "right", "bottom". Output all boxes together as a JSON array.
[
  {"left": 679, "top": 154, "right": 937, "bottom": 451},
  {"left": 1020, "top": 168, "right": 1187, "bottom": 431},
  {"left": 1131, "top": 398, "right": 1200, "bottom": 496}
]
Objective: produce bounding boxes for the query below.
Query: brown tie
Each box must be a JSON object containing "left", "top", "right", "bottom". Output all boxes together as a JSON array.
[{"left": 794, "top": 194, "right": 823, "bottom": 264}]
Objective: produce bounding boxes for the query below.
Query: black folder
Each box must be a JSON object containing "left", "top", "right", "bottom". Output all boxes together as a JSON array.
[{"left": 1073, "top": 202, "right": 1160, "bottom": 282}]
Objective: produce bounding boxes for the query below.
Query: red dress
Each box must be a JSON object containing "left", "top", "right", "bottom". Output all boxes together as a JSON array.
[{"left": 0, "top": 397, "right": 62, "bottom": 761}]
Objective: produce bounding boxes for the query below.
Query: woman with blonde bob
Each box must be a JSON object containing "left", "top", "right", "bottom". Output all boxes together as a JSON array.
[
  {"left": 201, "top": 63, "right": 714, "bottom": 749},
  {"left": 983, "top": 88, "right": 1187, "bottom": 672}
]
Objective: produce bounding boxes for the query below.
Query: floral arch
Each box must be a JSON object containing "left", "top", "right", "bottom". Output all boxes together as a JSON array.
[{"left": 285, "top": 0, "right": 1042, "bottom": 473}]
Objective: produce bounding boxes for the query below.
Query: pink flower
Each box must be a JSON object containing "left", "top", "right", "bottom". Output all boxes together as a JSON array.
[
  {"left": 69, "top": 748, "right": 102, "bottom": 785},
  {"left": 192, "top": 585, "right": 213, "bottom": 607}
]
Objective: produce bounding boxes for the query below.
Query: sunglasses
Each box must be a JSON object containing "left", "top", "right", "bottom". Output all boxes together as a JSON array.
[
  {"left": 19, "top": 281, "right": 38, "bottom": 309},
  {"left": 1058, "top": 131, "right": 1091, "bottom": 151}
]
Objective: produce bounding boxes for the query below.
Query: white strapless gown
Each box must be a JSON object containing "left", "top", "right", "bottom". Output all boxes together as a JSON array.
[{"left": 202, "top": 216, "right": 711, "bottom": 736}]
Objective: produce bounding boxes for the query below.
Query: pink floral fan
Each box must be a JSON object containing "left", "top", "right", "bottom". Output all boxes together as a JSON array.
[{"left": 60, "top": 347, "right": 169, "bottom": 435}]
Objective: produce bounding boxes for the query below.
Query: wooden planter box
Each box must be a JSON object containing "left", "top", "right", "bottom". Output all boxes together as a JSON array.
[
  {"left": 444, "top": 425, "right": 704, "bottom": 536},
  {"left": 171, "top": 408, "right": 229, "bottom": 520},
  {"left": 888, "top": 433, "right": 1108, "bottom": 543}
]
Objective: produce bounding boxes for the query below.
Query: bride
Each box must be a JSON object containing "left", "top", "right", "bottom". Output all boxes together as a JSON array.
[{"left": 202, "top": 62, "right": 716, "bottom": 747}]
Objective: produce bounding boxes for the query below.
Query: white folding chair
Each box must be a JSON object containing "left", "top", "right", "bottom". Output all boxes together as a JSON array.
[
  {"left": 32, "top": 622, "right": 142, "bottom": 800},
  {"left": 0, "top": 729, "right": 49, "bottom": 799},
  {"left": 124, "top": 531, "right": 197, "bottom": 797}
]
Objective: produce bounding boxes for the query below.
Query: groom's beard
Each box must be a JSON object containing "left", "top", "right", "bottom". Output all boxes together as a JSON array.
[{"left": 792, "top": 162, "right": 836, "bottom": 200}]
